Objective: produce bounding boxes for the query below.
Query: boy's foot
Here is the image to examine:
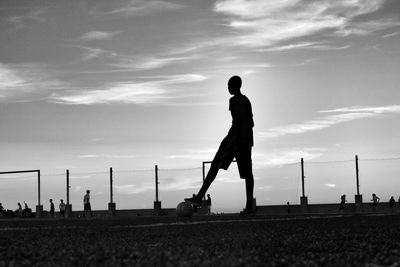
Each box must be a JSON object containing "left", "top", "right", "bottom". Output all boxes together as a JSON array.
[
  {"left": 239, "top": 208, "right": 255, "bottom": 217},
  {"left": 184, "top": 195, "right": 202, "bottom": 207}
]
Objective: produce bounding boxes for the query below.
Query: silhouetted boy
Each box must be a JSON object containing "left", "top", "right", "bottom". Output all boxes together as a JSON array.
[
  {"left": 59, "top": 199, "right": 66, "bottom": 217},
  {"left": 83, "top": 190, "right": 92, "bottom": 217},
  {"left": 0, "top": 203, "right": 4, "bottom": 216},
  {"left": 339, "top": 194, "right": 346, "bottom": 211},
  {"left": 371, "top": 193, "right": 380, "bottom": 211},
  {"left": 185, "top": 76, "right": 255, "bottom": 216},
  {"left": 49, "top": 199, "right": 55, "bottom": 217},
  {"left": 389, "top": 196, "right": 395, "bottom": 211},
  {"left": 207, "top": 194, "right": 212, "bottom": 215}
]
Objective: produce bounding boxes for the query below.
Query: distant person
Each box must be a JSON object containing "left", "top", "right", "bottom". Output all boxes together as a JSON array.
[
  {"left": 287, "top": 201, "right": 291, "bottom": 214},
  {"left": 185, "top": 76, "right": 255, "bottom": 216},
  {"left": 23, "top": 201, "right": 31, "bottom": 216},
  {"left": 371, "top": 193, "right": 380, "bottom": 211},
  {"left": 0, "top": 203, "right": 5, "bottom": 216},
  {"left": 49, "top": 199, "right": 55, "bottom": 217},
  {"left": 339, "top": 194, "right": 346, "bottom": 211},
  {"left": 191, "top": 194, "right": 198, "bottom": 214},
  {"left": 389, "top": 196, "right": 395, "bottom": 211},
  {"left": 16, "top": 202, "right": 22, "bottom": 215},
  {"left": 59, "top": 199, "right": 66, "bottom": 217},
  {"left": 83, "top": 190, "right": 92, "bottom": 217},
  {"left": 207, "top": 194, "right": 212, "bottom": 215}
]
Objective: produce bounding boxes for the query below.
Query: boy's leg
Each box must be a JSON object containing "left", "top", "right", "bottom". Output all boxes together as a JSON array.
[
  {"left": 245, "top": 176, "right": 254, "bottom": 211},
  {"left": 236, "top": 145, "right": 254, "bottom": 213},
  {"left": 197, "top": 166, "right": 219, "bottom": 200},
  {"left": 186, "top": 136, "right": 234, "bottom": 204}
]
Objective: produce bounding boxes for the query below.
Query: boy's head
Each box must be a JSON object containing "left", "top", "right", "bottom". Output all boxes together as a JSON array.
[
  {"left": 87, "top": 190, "right": 90, "bottom": 194},
  {"left": 228, "top": 75, "right": 242, "bottom": 95}
]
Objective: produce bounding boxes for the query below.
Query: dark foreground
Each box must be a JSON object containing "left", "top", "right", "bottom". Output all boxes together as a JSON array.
[{"left": 1, "top": 214, "right": 400, "bottom": 266}]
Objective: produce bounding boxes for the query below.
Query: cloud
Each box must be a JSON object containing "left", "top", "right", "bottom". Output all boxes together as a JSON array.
[
  {"left": 168, "top": 149, "right": 217, "bottom": 161},
  {"left": 260, "top": 42, "right": 351, "bottom": 52},
  {"left": 336, "top": 18, "right": 400, "bottom": 36},
  {"left": 92, "top": 0, "right": 183, "bottom": 17},
  {"left": 110, "top": 55, "right": 199, "bottom": 70},
  {"left": 79, "top": 31, "right": 121, "bottom": 41},
  {"left": 7, "top": 8, "right": 46, "bottom": 31},
  {"left": 114, "top": 177, "right": 200, "bottom": 194},
  {"left": 0, "top": 63, "right": 66, "bottom": 101},
  {"left": 256, "top": 105, "right": 400, "bottom": 139},
  {"left": 78, "top": 154, "right": 137, "bottom": 159},
  {"left": 213, "top": 0, "right": 393, "bottom": 48},
  {"left": 383, "top": 31, "right": 400, "bottom": 38},
  {"left": 50, "top": 74, "right": 207, "bottom": 105},
  {"left": 253, "top": 148, "right": 326, "bottom": 167},
  {"left": 325, "top": 184, "right": 336, "bottom": 188}
]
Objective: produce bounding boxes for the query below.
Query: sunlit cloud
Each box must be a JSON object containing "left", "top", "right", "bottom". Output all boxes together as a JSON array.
[
  {"left": 78, "top": 154, "right": 137, "bottom": 159},
  {"left": 79, "top": 31, "right": 121, "bottom": 41},
  {"left": 213, "top": 0, "right": 393, "bottom": 48},
  {"left": 336, "top": 18, "right": 400, "bottom": 36},
  {"left": 110, "top": 55, "right": 199, "bottom": 70},
  {"left": 0, "top": 63, "right": 66, "bottom": 101},
  {"left": 168, "top": 149, "right": 216, "bottom": 161},
  {"left": 115, "top": 177, "right": 200, "bottom": 194},
  {"left": 7, "top": 8, "right": 46, "bottom": 31},
  {"left": 253, "top": 148, "right": 326, "bottom": 167},
  {"left": 320, "top": 105, "right": 400, "bottom": 114},
  {"left": 383, "top": 31, "right": 400, "bottom": 38},
  {"left": 257, "top": 105, "right": 400, "bottom": 140},
  {"left": 261, "top": 42, "right": 351, "bottom": 52},
  {"left": 50, "top": 74, "right": 207, "bottom": 105},
  {"left": 92, "top": 0, "right": 183, "bottom": 17}
]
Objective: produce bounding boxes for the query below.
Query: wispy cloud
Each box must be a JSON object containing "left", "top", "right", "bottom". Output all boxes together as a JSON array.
[
  {"left": 383, "top": 31, "right": 400, "bottom": 38},
  {"left": 168, "top": 149, "right": 216, "bottom": 161},
  {"left": 213, "top": 0, "right": 394, "bottom": 48},
  {"left": 257, "top": 105, "right": 400, "bottom": 139},
  {"left": 253, "top": 148, "right": 326, "bottom": 167},
  {"left": 92, "top": 0, "right": 183, "bottom": 17},
  {"left": 110, "top": 55, "right": 199, "bottom": 70},
  {"left": 7, "top": 8, "right": 46, "bottom": 31},
  {"left": 260, "top": 42, "right": 351, "bottom": 52},
  {"left": 79, "top": 31, "right": 121, "bottom": 41},
  {"left": 78, "top": 154, "right": 137, "bottom": 159},
  {"left": 0, "top": 63, "right": 66, "bottom": 101},
  {"left": 50, "top": 74, "right": 207, "bottom": 105},
  {"left": 115, "top": 177, "right": 200, "bottom": 194}
]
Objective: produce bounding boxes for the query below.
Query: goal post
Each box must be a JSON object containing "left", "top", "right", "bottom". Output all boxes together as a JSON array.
[{"left": 0, "top": 169, "right": 43, "bottom": 217}]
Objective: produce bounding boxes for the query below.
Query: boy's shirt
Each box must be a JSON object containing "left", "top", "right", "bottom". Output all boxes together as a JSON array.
[
  {"left": 228, "top": 94, "right": 254, "bottom": 146},
  {"left": 84, "top": 194, "right": 90, "bottom": 204}
]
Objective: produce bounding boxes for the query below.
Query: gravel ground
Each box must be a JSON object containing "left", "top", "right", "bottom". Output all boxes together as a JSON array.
[{"left": 1, "top": 214, "right": 400, "bottom": 266}]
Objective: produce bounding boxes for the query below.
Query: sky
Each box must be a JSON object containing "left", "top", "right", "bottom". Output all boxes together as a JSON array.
[{"left": 1, "top": 0, "right": 400, "bottom": 213}]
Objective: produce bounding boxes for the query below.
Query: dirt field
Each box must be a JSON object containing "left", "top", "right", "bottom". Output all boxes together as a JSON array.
[{"left": 1, "top": 214, "right": 400, "bottom": 266}]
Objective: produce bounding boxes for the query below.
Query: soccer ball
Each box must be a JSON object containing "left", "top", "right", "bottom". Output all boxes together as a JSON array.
[{"left": 176, "top": 201, "right": 194, "bottom": 217}]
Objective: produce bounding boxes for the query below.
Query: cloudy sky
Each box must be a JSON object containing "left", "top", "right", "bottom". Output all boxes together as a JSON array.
[{"left": 1, "top": 0, "right": 400, "bottom": 212}]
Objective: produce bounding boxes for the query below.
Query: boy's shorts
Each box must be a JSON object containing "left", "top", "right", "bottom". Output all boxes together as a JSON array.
[{"left": 211, "top": 135, "right": 253, "bottom": 179}]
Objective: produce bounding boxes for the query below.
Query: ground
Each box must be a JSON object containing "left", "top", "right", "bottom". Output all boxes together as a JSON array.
[{"left": 1, "top": 214, "right": 400, "bottom": 266}]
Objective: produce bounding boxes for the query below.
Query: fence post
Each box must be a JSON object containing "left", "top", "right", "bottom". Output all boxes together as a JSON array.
[
  {"left": 153, "top": 165, "right": 161, "bottom": 213},
  {"left": 65, "top": 169, "right": 72, "bottom": 217},
  {"left": 354, "top": 155, "right": 363, "bottom": 210},
  {"left": 300, "top": 158, "right": 308, "bottom": 212},
  {"left": 35, "top": 170, "right": 43, "bottom": 218},
  {"left": 108, "top": 167, "right": 116, "bottom": 215}
]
